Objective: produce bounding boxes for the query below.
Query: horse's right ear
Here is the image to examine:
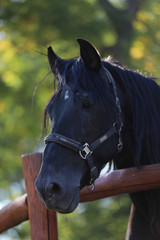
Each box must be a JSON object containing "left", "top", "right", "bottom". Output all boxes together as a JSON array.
[
  {"left": 47, "top": 46, "right": 58, "bottom": 71},
  {"left": 77, "top": 38, "right": 101, "bottom": 72}
]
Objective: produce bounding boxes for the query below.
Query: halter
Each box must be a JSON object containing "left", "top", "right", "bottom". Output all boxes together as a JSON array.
[{"left": 44, "top": 67, "right": 123, "bottom": 187}]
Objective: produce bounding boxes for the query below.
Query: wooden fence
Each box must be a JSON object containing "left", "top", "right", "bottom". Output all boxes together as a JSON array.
[{"left": 1, "top": 152, "right": 160, "bottom": 239}]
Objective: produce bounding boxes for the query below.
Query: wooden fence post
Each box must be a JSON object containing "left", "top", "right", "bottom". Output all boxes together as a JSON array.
[{"left": 22, "top": 152, "right": 58, "bottom": 240}]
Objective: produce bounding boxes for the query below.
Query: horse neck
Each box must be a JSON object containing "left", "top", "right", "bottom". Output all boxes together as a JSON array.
[{"left": 110, "top": 66, "right": 160, "bottom": 238}]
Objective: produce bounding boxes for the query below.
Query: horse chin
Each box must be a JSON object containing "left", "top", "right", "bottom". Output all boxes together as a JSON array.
[{"left": 44, "top": 190, "right": 80, "bottom": 214}]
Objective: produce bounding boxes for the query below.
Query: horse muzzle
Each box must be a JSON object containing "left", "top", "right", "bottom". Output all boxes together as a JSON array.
[{"left": 35, "top": 178, "right": 80, "bottom": 213}]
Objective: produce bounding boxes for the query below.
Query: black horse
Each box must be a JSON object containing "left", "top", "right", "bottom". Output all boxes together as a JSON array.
[{"left": 35, "top": 39, "right": 160, "bottom": 239}]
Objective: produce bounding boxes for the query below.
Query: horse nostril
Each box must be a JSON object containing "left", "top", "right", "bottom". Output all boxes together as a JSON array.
[
  {"left": 46, "top": 182, "right": 61, "bottom": 196},
  {"left": 52, "top": 183, "right": 60, "bottom": 193}
]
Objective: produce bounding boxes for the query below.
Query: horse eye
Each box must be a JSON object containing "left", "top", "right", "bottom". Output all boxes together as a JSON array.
[
  {"left": 75, "top": 91, "right": 90, "bottom": 109},
  {"left": 82, "top": 102, "right": 90, "bottom": 109},
  {"left": 80, "top": 95, "right": 90, "bottom": 109}
]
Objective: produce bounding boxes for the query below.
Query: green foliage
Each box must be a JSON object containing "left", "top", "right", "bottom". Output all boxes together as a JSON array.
[
  {"left": 58, "top": 195, "right": 131, "bottom": 240},
  {"left": 0, "top": 0, "right": 160, "bottom": 239}
]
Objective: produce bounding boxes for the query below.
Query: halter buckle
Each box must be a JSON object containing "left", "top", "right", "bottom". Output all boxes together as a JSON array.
[{"left": 79, "top": 143, "right": 93, "bottom": 159}]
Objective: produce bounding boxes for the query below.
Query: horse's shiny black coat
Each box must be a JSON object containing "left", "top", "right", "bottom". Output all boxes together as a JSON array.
[{"left": 35, "top": 39, "right": 160, "bottom": 239}]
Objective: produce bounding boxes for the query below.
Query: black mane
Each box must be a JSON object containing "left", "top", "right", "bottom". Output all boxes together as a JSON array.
[{"left": 103, "top": 60, "right": 160, "bottom": 167}]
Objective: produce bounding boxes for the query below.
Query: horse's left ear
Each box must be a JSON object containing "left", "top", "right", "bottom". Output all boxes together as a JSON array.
[
  {"left": 47, "top": 46, "right": 59, "bottom": 71},
  {"left": 77, "top": 38, "right": 101, "bottom": 72}
]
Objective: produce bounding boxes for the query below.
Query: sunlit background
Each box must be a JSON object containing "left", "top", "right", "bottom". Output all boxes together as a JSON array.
[{"left": 0, "top": 0, "right": 160, "bottom": 239}]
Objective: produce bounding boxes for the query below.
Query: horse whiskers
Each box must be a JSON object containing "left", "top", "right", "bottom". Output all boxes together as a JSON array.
[
  {"left": 33, "top": 49, "right": 47, "bottom": 56},
  {"left": 39, "top": 41, "right": 49, "bottom": 49},
  {"left": 32, "top": 71, "right": 52, "bottom": 106}
]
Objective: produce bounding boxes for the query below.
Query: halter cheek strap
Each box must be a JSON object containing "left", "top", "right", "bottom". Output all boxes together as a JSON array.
[{"left": 100, "top": 66, "right": 123, "bottom": 143}]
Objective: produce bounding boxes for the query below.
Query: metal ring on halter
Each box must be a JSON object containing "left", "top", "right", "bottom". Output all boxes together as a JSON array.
[{"left": 87, "top": 183, "right": 95, "bottom": 192}]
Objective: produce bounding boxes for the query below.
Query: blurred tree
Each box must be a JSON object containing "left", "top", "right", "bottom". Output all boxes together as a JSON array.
[
  {"left": 0, "top": 0, "right": 160, "bottom": 239},
  {"left": 98, "top": 0, "right": 146, "bottom": 59},
  {"left": 58, "top": 195, "right": 131, "bottom": 240}
]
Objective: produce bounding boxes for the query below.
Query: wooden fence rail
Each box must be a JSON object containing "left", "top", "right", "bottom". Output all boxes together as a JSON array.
[
  {"left": 0, "top": 194, "right": 28, "bottom": 233},
  {"left": 1, "top": 152, "right": 160, "bottom": 238}
]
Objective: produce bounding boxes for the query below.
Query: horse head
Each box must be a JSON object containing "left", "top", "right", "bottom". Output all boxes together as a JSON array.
[{"left": 35, "top": 39, "right": 122, "bottom": 213}]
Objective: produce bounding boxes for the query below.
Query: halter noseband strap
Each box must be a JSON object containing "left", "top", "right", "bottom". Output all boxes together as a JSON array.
[
  {"left": 44, "top": 123, "right": 119, "bottom": 184},
  {"left": 44, "top": 67, "right": 123, "bottom": 185}
]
